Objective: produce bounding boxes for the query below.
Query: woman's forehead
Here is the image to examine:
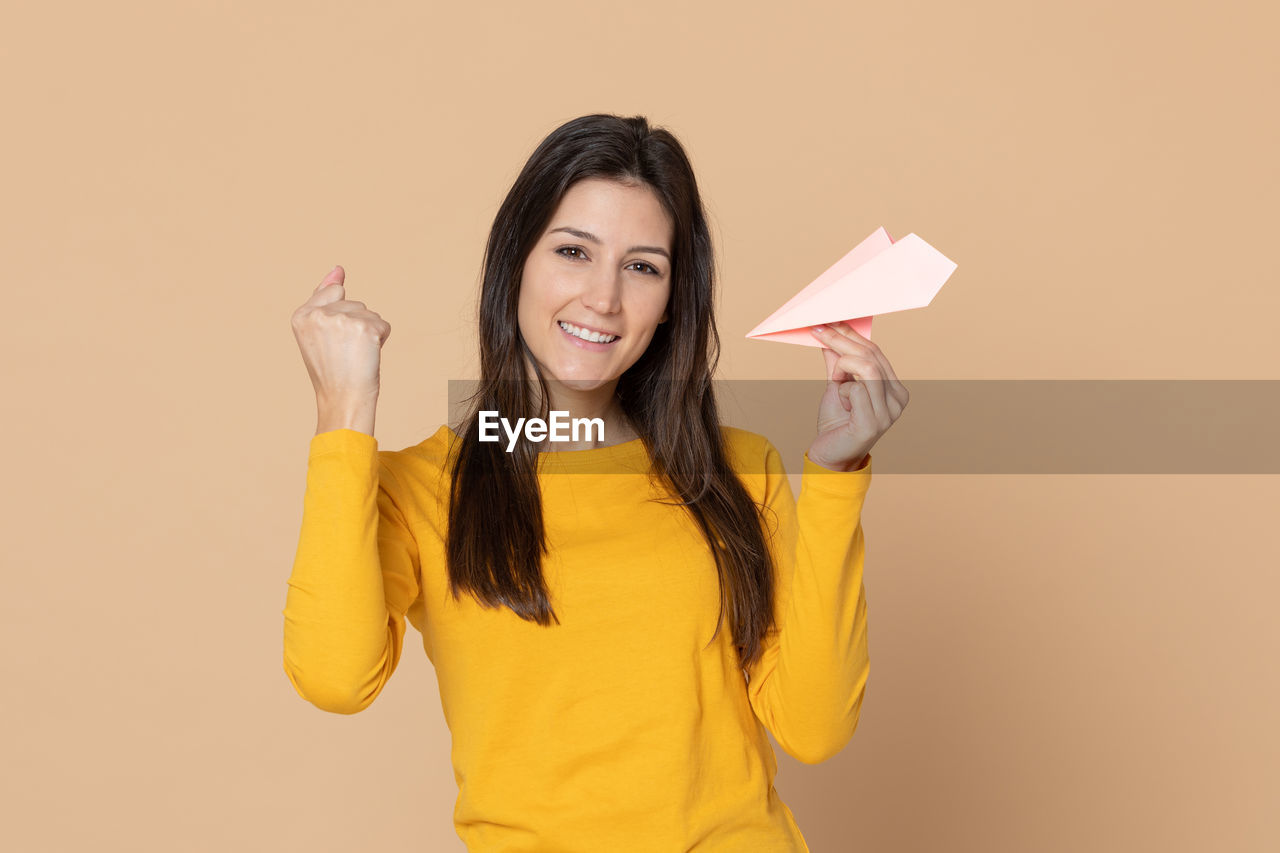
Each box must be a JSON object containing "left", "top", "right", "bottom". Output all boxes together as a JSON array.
[{"left": 546, "top": 179, "right": 673, "bottom": 245}]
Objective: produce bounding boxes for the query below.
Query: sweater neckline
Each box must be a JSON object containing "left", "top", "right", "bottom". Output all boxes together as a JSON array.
[{"left": 436, "top": 425, "right": 651, "bottom": 474}]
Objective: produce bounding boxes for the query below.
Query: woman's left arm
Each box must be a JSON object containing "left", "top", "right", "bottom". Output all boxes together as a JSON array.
[{"left": 743, "top": 322, "right": 908, "bottom": 763}]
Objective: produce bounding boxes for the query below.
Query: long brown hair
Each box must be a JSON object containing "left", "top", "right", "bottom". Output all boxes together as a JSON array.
[{"left": 445, "top": 113, "right": 778, "bottom": 671}]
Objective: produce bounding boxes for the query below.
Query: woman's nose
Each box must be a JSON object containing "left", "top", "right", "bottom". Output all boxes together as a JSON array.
[{"left": 580, "top": 266, "right": 623, "bottom": 314}]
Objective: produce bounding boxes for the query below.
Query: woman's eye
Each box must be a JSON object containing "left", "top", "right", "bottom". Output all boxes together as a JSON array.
[{"left": 556, "top": 247, "right": 660, "bottom": 276}]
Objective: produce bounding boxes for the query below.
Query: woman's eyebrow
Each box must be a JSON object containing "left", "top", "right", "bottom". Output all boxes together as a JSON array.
[{"left": 547, "top": 226, "right": 670, "bottom": 260}]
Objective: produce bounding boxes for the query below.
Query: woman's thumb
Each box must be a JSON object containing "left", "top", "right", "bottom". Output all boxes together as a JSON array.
[{"left": 316, "top": 265, "right": 345, "bottom": 292}]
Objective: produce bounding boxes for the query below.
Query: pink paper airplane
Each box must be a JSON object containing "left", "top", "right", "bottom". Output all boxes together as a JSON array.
[{"left": 745, "top": 226, "right": 956, "bottom": 345}]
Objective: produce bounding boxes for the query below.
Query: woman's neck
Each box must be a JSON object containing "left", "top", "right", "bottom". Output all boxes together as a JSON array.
[{"left": 539, "top": 381, "right": 636, "bottom": 451}]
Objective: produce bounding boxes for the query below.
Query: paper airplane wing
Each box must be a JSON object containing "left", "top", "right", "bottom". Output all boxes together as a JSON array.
[{"left": 745, "top": 227, "right": 956, "bottom": 346}]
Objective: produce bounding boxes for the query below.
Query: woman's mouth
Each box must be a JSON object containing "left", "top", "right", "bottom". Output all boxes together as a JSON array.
[{"left": 558, "top": 320, "right": 620, "bottom": 350}]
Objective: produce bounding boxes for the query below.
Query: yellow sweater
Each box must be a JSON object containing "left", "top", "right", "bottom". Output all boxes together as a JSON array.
[{"left": 283, "top": 424, "right": 873, "bottom": 852}]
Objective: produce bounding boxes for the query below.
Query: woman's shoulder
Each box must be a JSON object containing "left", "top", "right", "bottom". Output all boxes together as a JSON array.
[
  {"left": 376, "top": 423, "right": 456, "bottom": 465},
  {"left": 718, "top": 424, "right": 778, "bottom": 471},
  {"left": 373, "top": 424, "right": 459, "bottom": 508}
]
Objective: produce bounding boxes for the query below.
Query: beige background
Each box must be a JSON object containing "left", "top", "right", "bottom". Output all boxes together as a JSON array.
[{"left": 3, "top": 0, "right": 1276, "bottom": 850}]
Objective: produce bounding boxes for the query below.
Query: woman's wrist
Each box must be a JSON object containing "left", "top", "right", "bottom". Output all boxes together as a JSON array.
[
  {"left": 315, "top": 394, "right": 378, "bottom": 436},
  {"left": 806, "top": 451, "right": 868, "bottom": 473}
]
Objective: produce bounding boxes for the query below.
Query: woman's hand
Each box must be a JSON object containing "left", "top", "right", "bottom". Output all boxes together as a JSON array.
[
  {"left": 291, "top": 265, "right": 392, "bottom": 431},
  {"left": 805, "top": 321, "right": 910, "bottom": 472}
]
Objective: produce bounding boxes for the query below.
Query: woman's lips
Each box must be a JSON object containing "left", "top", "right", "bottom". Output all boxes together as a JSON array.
[{"left": 557, "top": 321, "right": 620, "bottom": 352}]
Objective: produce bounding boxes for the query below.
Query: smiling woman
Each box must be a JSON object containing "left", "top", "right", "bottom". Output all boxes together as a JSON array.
[
  {"left": 284, "top": 112, "right": 889, "bottom": 853},
  {"left": 517, "top": 176, "right": 672, "bottom": 403}
]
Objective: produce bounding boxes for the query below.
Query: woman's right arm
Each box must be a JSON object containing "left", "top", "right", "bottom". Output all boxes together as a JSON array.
[
  {"left": 283, "top": 266, "right": 418, "bottom": 713},
  {"left": 281, "top": 426, "right": 422, "bottom": 714}
]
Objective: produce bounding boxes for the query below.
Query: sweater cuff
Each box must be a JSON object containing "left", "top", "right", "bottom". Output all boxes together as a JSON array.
[
  {"left": 800, "top": 451, "right": 873, "bottom": 498},
  {"left": 309, "top": 428, "right": 378, "bottom": 460}
]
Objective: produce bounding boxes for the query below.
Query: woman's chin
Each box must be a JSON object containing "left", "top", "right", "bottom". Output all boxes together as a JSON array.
[
  {"left": 548, "top": 374, "right": 615, "bottom": 394},
  {"left": 562, "top": 380, "right": 611, "bottom": 393}
]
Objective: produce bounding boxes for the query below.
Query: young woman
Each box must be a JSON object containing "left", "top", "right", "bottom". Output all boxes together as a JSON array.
[{"left": 285, "top": 113, "right": 908, "bottom": 851}]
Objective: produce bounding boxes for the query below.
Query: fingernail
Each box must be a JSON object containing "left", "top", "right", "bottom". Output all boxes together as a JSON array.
[{"left": 811, "top": 324, "right": 828, "bottom": 332}]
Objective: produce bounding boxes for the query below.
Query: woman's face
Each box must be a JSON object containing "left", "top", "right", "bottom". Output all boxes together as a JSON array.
[{"left": 517, "top": 177, "right": 673, "bottom": 393}]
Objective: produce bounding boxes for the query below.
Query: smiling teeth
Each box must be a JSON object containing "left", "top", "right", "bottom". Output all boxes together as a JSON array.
[{"left": 559, "top": 321, "right": 618, "bottom": 343}]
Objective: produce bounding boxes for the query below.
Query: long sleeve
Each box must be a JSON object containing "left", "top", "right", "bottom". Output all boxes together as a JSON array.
[
  {"left": 281, "top": 428, "right": 423, "bottom": 715},
  {"left": 744, "top": 440, "right": 873, "bottom": 764}
]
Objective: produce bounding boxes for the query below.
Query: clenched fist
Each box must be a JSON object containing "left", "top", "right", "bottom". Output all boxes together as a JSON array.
[{"left": 291, "top": 266, "right": 391, "bottom": 430}]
